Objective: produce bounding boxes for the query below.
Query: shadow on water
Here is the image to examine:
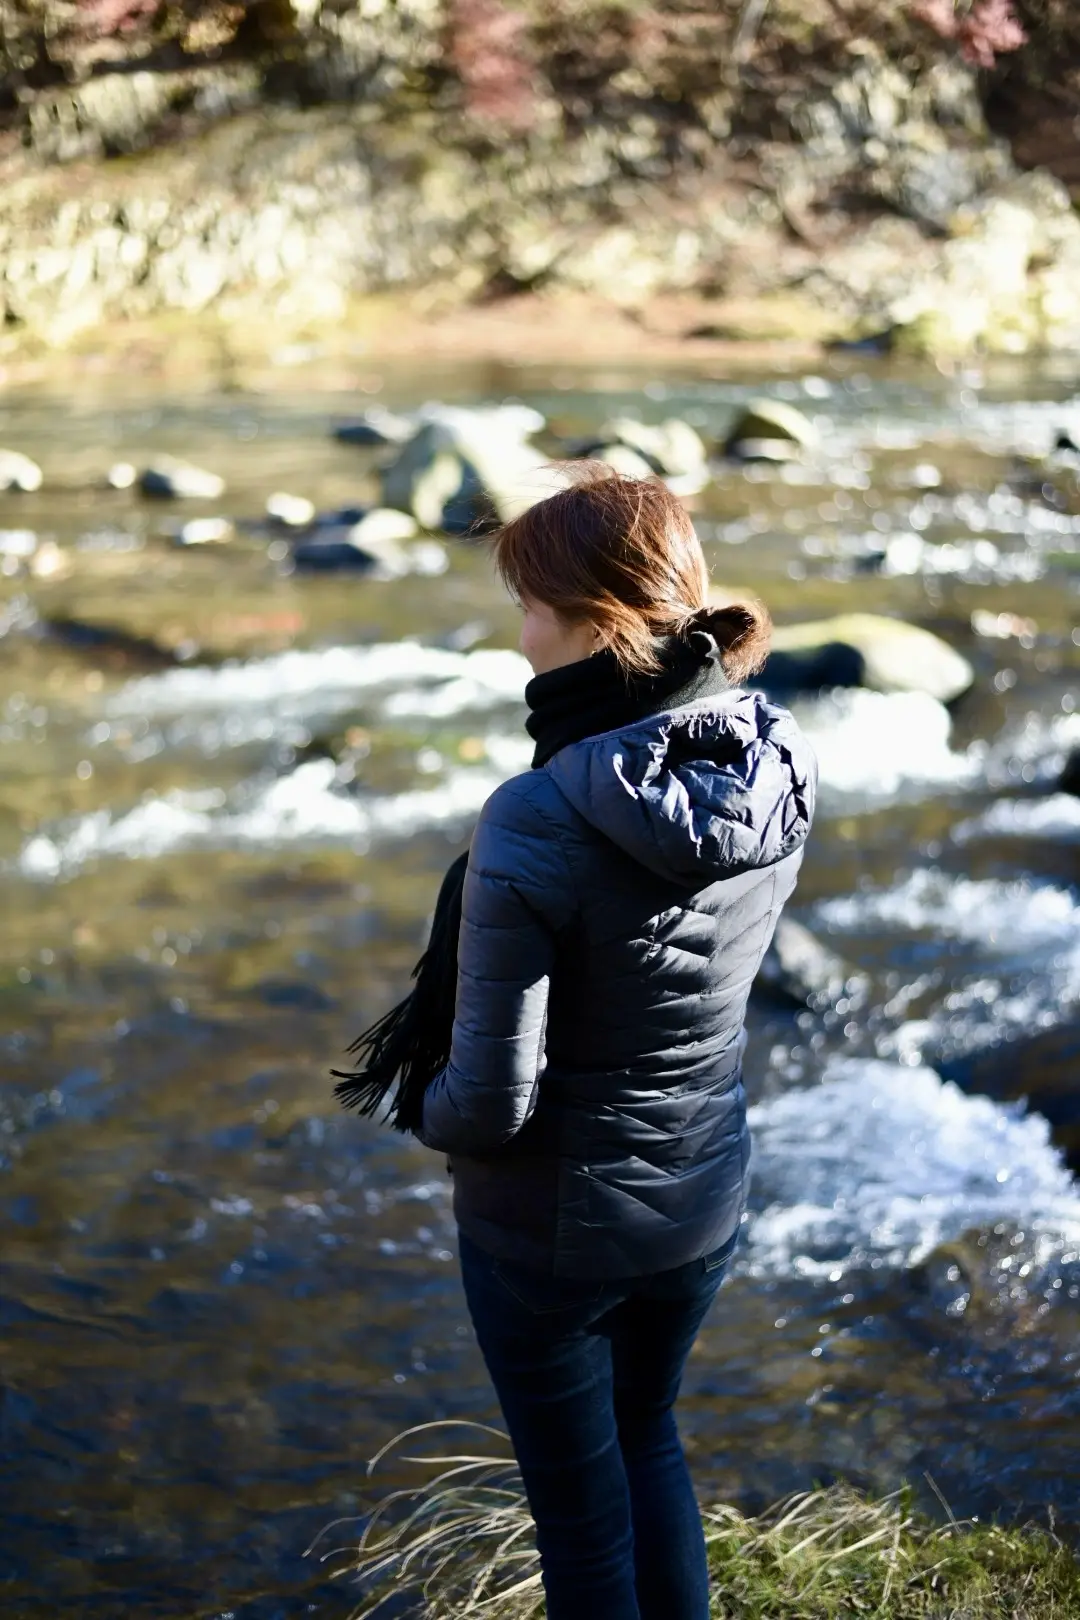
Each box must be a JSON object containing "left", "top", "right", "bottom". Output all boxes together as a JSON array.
[{"left": 1, "top": 357, "right": 1079, "bottom": 1615}]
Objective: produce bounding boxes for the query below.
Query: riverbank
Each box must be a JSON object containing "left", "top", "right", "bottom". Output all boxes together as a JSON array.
[
  {"left": 3, "top": 3, "right": 1080, "bottom": 367},
  {"left": 0, "top": 289, "right": 833, "bottom": 395},
  {"left": 338, "top": 1425, "right": 1080, "bottom": 1617}
]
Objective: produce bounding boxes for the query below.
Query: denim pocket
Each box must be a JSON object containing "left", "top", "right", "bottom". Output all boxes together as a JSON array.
[{"left": 491, "top": 1259, "right": 607, "bottom": 1316}]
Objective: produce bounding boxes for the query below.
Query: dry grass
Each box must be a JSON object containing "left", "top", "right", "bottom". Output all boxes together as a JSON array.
[{"left": 310, "top": 1421, "right": 1080, "bottom": 1619}]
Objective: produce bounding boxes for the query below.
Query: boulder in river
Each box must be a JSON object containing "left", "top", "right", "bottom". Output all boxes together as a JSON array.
[
  {"left": 1060, "top": 748, "right": 1080, "bottom": 798},
  {"left": 171, "top": 516, "right": 235, "bottom": 546},
  {"left": 757, "top": 612, "right": 974, "bottom": 702},
  {"left": 266, "top": 492, "right": 316, "bottom": 528},
  {"left": 333, "top": 406, "right": 414, "bottom": 447},
  {"left": 380, "top": 406, "right": 554, "bottom": 534},
  {"left": 938, "top": 1022, "right": 1080, "bottom": 1171},
  {"left": 0, "top": 450, "right": 44, "bottom": 493},
  {"left": 136, "top": 458, "right": 226, "bottom": 500},
  {"left": 600, "top": 416, "right": 710, "bottom": 485},
  {"left": 754, "top": 917, "right": 866, "bottom": 1012},
  {"left": 43, "top": 614, "right": 202, "bottom": 670},
  {"left": 723, "top": 400, "right": 818, "bottom": 462},
  {"left": 589, "top": 445, "right": 658, "bottom": 480},
  {"left": 291, "top": 506, "right": 419, "bottom": 574}
]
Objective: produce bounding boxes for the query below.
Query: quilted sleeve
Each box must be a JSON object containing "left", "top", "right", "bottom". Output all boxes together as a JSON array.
[{"left": 419, "top": 778, "right": 575, "bottom": 1156}]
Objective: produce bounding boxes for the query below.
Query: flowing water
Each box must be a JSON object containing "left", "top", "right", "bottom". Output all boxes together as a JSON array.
[{"left": 1, "top": 356, "right": 1079, "bottom": 1618}]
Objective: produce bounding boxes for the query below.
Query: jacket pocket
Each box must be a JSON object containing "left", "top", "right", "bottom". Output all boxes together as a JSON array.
[{"left": 491, "top": 1258, "right": 606, "bottom": 1315}]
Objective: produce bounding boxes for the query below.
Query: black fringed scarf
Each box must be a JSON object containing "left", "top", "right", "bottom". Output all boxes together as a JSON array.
[{"left": 333, "top": 621, "right": 731, "bottom": 1131}]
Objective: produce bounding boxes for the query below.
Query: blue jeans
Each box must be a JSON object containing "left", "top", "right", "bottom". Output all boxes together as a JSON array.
[{"left": 458, "top": 1229, "right": 737, "bottom": 1620}]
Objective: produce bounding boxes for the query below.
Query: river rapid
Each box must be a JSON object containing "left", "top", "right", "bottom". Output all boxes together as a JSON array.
[{"left": 1, "top": 356, "right": 1079, "bottom": 1618}]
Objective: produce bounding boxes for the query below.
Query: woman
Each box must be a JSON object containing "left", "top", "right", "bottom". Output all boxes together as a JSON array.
[{"left": 346, "top": 467, "right": 817, "bottom": 1620}]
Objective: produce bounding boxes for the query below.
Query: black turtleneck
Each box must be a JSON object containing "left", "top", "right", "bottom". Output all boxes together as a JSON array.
[{"left": 525, "top": 628, "right": 732, "bottom": 769}]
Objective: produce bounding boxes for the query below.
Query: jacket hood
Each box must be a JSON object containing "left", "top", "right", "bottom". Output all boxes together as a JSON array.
[{"left": 544, "top": 691, "right": 817, "bottom": 884}]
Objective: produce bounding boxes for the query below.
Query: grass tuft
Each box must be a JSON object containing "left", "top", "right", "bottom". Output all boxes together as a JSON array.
[{"left": 314, "top": 1421, "right": 1080, "bottom": 1619}]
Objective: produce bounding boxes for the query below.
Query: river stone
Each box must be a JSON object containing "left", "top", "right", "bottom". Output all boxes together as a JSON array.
[
  {"left": 292, "top": 506, "right": 419, "bottom": 574},
  {"left": 0, "top": 450, "right": 44, "bottom": 493},
  {"left": 380, "top": 409, "right": 552, "bottom": 534},
  {"left": 334, "top": 407, "right": 414, "bottom": 447},
  {"left": 761, "top": 612, "right": 974, "bottom": 701},
  {"left": 44, "top": 615, "right": 195, "bottom": 670},
  {"left": 172, "top": 517, "right": 235, "bottom": 546},
  {"left": 754, "top": 917, "right": 865, "bottom": 1011},
  {"left": 601, "top": 417, "right": 709, "bottom": 480},
  {"left": 938, "top": 1022, "right": 1080, "bottom": 1171},
  {"left": 138, "top": 457, "right": 226, "bottom": 500},
  {"left": 266, "top": 492, "right": 316, "bottom": 527},
  {"left": 723, "top": 400, "right": 818, "bottom": 461},
  {"left": 592, "top": 445, "right": 658, "bottom": 480},
  {"left": 1061, "top": 748, "right": 1080, "bottom": 797}
]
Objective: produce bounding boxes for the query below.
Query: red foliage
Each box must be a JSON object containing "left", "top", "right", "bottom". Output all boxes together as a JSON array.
[
  {"left": 912, "top": 0, "right": 1028, "bottom": 69},
  {"left": 73, "top": 0, "right": 161, "bottom": 37},
  {"left": 447, "top": 0, "right": 539, "bottom": 130}
]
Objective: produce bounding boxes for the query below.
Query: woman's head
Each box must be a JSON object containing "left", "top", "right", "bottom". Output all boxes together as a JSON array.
[{"left": 493, "top": 464, "right": 770, "bottom": 680}]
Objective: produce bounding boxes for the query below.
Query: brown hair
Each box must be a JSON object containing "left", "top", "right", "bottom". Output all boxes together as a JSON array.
[{"left": 493, "top": 463, "right": 771, "bottom": 682}]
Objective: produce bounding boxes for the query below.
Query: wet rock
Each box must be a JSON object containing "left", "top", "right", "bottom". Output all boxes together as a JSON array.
[
  {"left": 590, "top": 445, "right": 658, "bottom": 480},
  {"left": 171, "top": 517, "right": 235, "bottom": 546},
  {"left": 334, "top": 407, "right": 414, "bottom": 446},
  {"left": 1060, "top": 749, "right": 1080, "bottom": 798},
  {"left": 938, "top": 1023, "right": 1080, "bottom": 1171},
  {"left": 381, "top": 407, "right": 552, "bottom": 534},
  {"left": 827, "top": 328, "right": 896, "bottom": 356},
  {"left": 760, "top": 612, "right": 974, "bottom": 702},
  {"left": 137, "top": 458, "right": 226, "bottom": 500},
  {"left": 723, "top": 400, "right": 818, "bottom": 462},
  {"left": 381, "top": 425, "right": 469, "bottom": 531},
  {"left": 291, "top": 507, "right": 419, "bottom": 574},
  {"left": 266, "top": 492, "right": 316, "bottom": 528},
  {"left": 754, "top": 918, "right": 865, "bottom": 1011},
  {"left": 603, "top": 417, "right": 709, "bottom": 481},
  {"left": 0, "top": 451, "right": 44, "bottom": 493},
  {"left": 42, "top": 615, "right": 200, "bottom": 671}
]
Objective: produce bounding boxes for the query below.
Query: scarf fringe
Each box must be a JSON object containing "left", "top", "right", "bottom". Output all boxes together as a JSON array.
[{"left": 333, "top": 852, "right": 468, "bottom": 1135}]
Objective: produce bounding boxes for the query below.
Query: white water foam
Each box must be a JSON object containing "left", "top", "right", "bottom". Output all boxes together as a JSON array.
[
  {"left": 789, "top": 689, "right": 977, "bottom": 801},
  {"left": 18, "top": 759, "right": 505, "bottom": 879},
  {"left": 25, "top": 683, "right": 981, "bottom": 877},
  {"left": 745, "top": 1059, "right": 1080, "bottom": 1278},
  {"left": 982, "top": 709, "right": 1080, "bottom": 791},
  {"left": 814, "top": 868, "right": 1080, "bottom": 953},
  {"left": 108, "top": 643, "right": 531, "bottom": 720},
  {"left": 954, "top": 794, "right": 1080, "bottom": 843},
  {"left": 813, "top": 868, "right": 1080, "bottom": 1063}
]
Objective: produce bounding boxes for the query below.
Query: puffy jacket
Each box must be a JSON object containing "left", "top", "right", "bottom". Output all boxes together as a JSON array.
[{"left": 420, "top": 689, "right": 817, "bottom": 1278}]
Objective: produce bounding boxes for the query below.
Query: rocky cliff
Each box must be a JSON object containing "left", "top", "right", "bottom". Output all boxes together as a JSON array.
[{"left": 1, "top": 1, "right": 1079, "bottom": 361}]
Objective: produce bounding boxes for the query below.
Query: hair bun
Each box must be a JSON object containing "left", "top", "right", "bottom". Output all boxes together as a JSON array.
[{"left": 689, "top": 598, "right": 771, "bottom": 684}]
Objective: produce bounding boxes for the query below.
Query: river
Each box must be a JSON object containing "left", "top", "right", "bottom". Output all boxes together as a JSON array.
[{"left": 1, "top": 355, "right": 1079, "bottom": 1618}]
